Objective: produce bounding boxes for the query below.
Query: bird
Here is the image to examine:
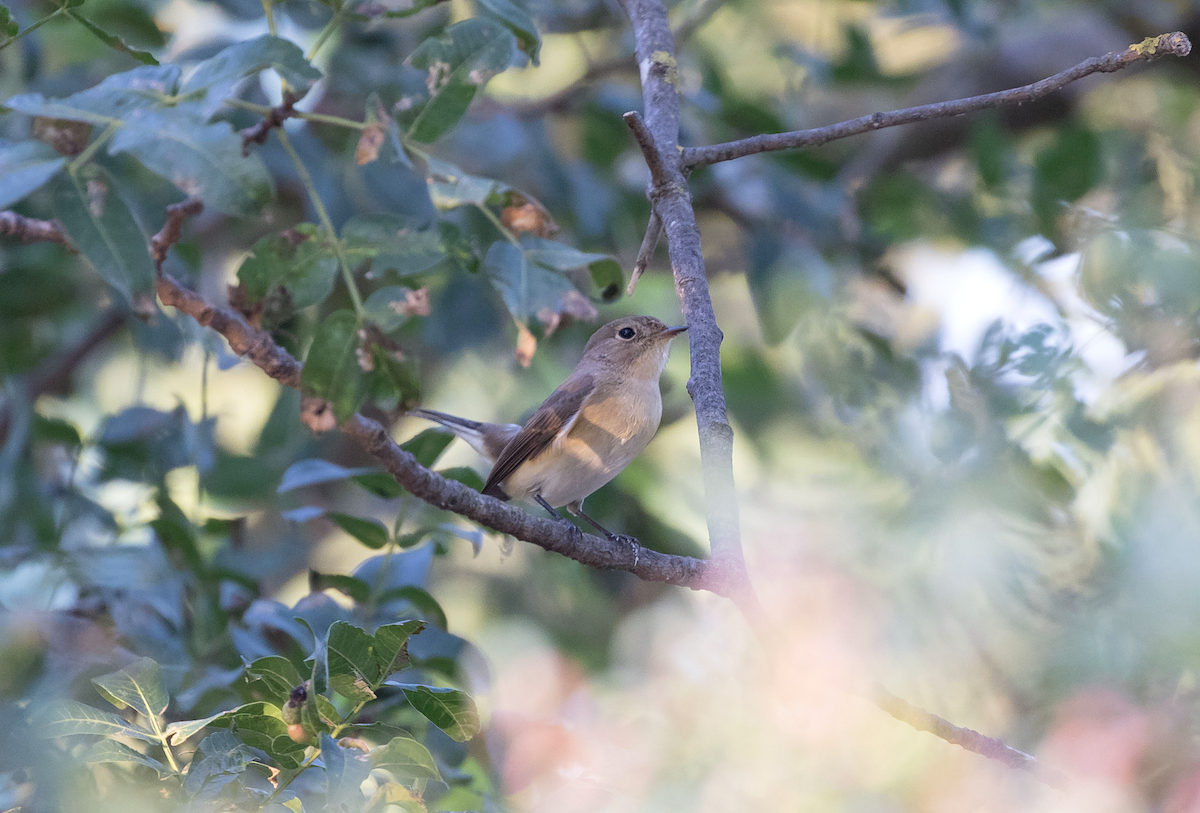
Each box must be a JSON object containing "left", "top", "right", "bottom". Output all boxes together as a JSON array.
[{"left": 411, "top": 315, "right": 688, "bottom": 550}]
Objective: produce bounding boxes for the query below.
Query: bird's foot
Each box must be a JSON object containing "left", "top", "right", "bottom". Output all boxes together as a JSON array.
[{"left": 608, "top": 533, "right": 640, "bottom": 568}]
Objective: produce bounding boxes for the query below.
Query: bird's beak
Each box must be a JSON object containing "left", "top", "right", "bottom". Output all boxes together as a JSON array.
[{"left": 661, "top": 325, "right": 688, "bottom": 338}]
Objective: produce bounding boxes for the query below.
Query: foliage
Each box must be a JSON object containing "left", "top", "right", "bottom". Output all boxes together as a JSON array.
[{"left": 4, "top": 0, "right": 1200, "bottom": 810}]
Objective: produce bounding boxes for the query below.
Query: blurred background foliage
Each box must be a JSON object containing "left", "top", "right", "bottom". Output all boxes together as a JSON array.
[{"left": 4, "top": 0, "right": 1200, "bottom": 809}]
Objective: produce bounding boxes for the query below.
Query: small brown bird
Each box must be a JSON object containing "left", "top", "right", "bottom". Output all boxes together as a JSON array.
[{"left": 412, "top": 315, "right": 687, "bottom": 547}]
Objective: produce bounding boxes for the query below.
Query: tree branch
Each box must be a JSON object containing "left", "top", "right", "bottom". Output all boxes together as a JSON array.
[
  {"left": 619, "top": 0, "right": 752, "bottom": 595},
  {"left": 239, "top": 91, "right": 299, "bottom": 156},
  {"left": 683, "top": 31, "right": 1192, "bottom": 168},
  {"left": 872, "top": 685, "right": 1068, "bottom": 789},
  {"left": 0, "top": 211, "right": 77, "bottom": 252}
]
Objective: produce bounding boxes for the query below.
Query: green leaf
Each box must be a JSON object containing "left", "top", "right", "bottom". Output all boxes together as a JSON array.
[
  {"left": 1033, "top": 126, "right": 1100, "bottom": 234},
  {"left": 392, "top": 684, "right": 479, "bottom": 742},
  {"left": 401, "top": 428, "right": 456, "bottom": 468},
  {"left": 278, "top": 459, "right": 378, "bottom": 493},
  {"left": 436, "top": 466, "right": 484, "bottom": 492},
  {"left": 326, "top": 512, "right": 391, "bottom": 549},
  {"left": 371, "top": 735, "right": 442, "bottom": 782},
  {"left": 351, "top": 471, "right": 404, "bottom": 499},
  {"left": 64, "top": 10, "right": 159, "bottom": 65},
  {"left": 4, "top": 65, "right": 181, "bottom": 125},
  {"left": 310, "top": 571, "right": 372, "bottom": 603},
  {"left": 33, "top": 415, "right": 83, "bottom": 447},
  {"left": 50, "top": 167, "right": 155, "bottom": 307},
  {"left": 406, "top": 19, "right": 517, "bottom": 143},
  {"left": 326, "top": 621, "right": 379, "bottom": 702},
  {"left": 181, "top": 35, "right": 322, "bottom": 113},
  {"left": 523, "top": 237, "right": 621, "bottom": 301},
  {"left": 34, "top": 699, "right": 157, "bottom": 742},
  {"left": 377, "top": 586, "right": 447, "bottom": 631},
  {"left": 92, "top": 657, "right": 169, "bottom": 719},
  {"left": 0, "top": 140, "right": 66, "bottom": 208},
  {"left": 165, "top": 706, "right": 253, "bottom": 746},
  {"left": 321, "top": 734, "right": 373, "bottom": 810},
  {"left": 236, "top": 225, "right": 340, "bottom": 312},
  {"left": 0, "top": 5, "right": 18, "bottom": 37},
  {"left": 246, "top": 656, "right": 306, "bottom": 701},
  {"left": 108, "top": 104, "right": 273, "bottom": 216},
  {"left": 368, "top": 349, "right": 422, "bottom": 414},
  {"left": 483, "top": 241, "right": 596, "bottom": 328},
  {"left": 373, "top": 620, "right": 425, "bottom": 679},
  {"left": 85, "top": 739, "right": 172, "bottom": 776},
  {"left": 302, "top": 310, "right": 368, "bottom": 423},
  {"left": 474, "top": 0, "right": 540, "bottom": 64},
  {"left": 425, "top": 156, "right": 508, "bottom": 209},
  {"left": 342, "top": 213, "right": 446, "bottom": 278}
]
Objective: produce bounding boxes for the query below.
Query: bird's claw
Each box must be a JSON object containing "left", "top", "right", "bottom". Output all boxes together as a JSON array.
[{"left": 612, "top": 534, "right": 640, "bottom": 568}]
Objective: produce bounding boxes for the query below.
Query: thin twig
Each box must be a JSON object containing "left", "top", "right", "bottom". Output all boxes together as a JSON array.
[
  {"left": 150, "top": 199, "right": 204, "bottom": 273},
  {"left": 239, "top": 92, "right": 300, "bottom": 156},
  {"left": 872, "top": 685, "right": 1069, "bottom": 788},
  {"left": 626, "top": 210, "right": 662, "bottom": 296},
  {"left": 0, "top": 212, "right": 77, "bottom": 252},
  {"left": 622, "top": 111, "right": 668, "bottom": 184},
  {"left": 683, "top": 32, "right": 1192, "bottom": 168}
]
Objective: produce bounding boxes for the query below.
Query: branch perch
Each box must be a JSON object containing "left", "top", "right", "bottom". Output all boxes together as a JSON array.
[{"left": 683, "top": 32, "right": 1191, "bottom": 167}]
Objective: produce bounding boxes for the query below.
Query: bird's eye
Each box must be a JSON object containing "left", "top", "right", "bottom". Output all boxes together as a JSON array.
[{"left": 618, "top": 327, "right": 636, "bottom": 339}]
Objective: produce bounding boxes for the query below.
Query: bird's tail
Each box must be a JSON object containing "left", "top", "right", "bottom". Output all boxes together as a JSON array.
[
  {"left": 410, "top": 408, "right": 486, "bottom": 433},
  {"left": 409, "top": 408, "right": 519, "bottom": 462}
]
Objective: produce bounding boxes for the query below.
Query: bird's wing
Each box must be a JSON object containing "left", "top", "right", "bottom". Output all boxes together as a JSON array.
[{"left": 482, "top": 372, "right": 595, "bottom": 500}]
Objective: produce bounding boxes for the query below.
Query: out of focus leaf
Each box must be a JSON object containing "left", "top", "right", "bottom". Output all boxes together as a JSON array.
[
  {"left": 342, "top": 214, "right": 445, "bottom": 278},
  {"left": 401, "top": 428, "right": 456, "bottom": 468},
  {"left": 1033, "top": 126, "right": 1100, "bottom": 234},
  {"left": 64, "top": 10, "right": 159, "bottom": 65},
  {"left": 181, "top": 35, "right": 322, "bottom": 113},
  {"left": 35, "top": 699, "right": 156, "bottom": 742},
  {"left": 321, "top": 734, "right": 373, "bottom": 811},
  {"left": 4, "top": 65, "right": 182, "bottom": 125},
  {"left": 483, "top": 241, "right": 597, "bottom": 334},
  {"left": 0, "top": 140, "right": 66, "bottom": 208},
  {"left": 326, "top": 512, "right": 391, "bottom": 549},
  {"left": 425, "top": 156, "right": 508, "bottom": 209},
  {"left": 108, "top": 104, "right": 273, "bottom": 215},
  {"left": 372, "top": 735, "right": 442, "bottom": 781},
  {"left": 85, "top": 740, "right": 171, "bottom": 776},
  {"left": 51, "top": 167, "right": 155, "bottom": 306},
  {"left": 351, "top": 471, "right": 405, "bottom": 499},
  {"left": 92, "top": 658, "right": 168, "bottom": 718},
  {"left": 278, "top": 459, "right": 377, "bottom": 493},
  {"left": 0, "top": 4, "right": 18, "bottom": 37},
  {"left": 237, "top": 225, "right": 340, "bottom": 312},
  {"left": 310, "top": 571, "right": 372, "bottom": 603},
  {"left": 405, "top": 19, "right": 518, "bottom": 143},
  {"left": 474, "top": 0, "right": 540, "bottom": 64},
  {"left": 302, "top": 310, "right": 368, "bottom": 422}
]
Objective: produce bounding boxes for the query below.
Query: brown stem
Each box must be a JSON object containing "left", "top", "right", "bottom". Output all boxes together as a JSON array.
[
  {"left": 240, "top": 92, "right": 300, "bottom": 155},
  {"left": 683, "top": 32, "right": 1192, "bottom": 168},
  {"left": 150, "top": 199, "right": 204, "bottom": 273},
  {"left": 626, "top": 209, "right": 662, "bottom": 296},
  {"left": 0, "top": 212, "right": 77, "bottom": 252},
  {"left": 872, "top": 685, "right": 1069, "bottom": 789}
]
